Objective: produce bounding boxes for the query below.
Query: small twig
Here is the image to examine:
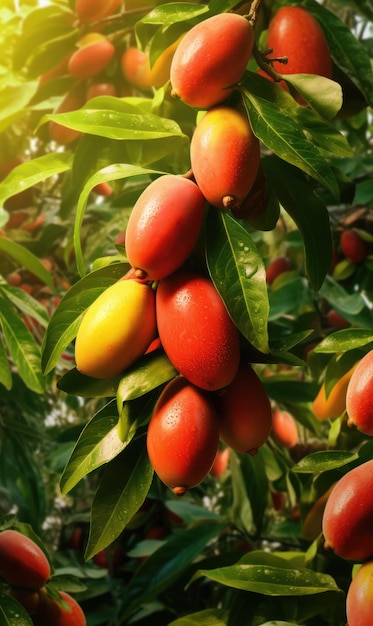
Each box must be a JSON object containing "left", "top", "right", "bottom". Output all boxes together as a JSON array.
[{"left": 253, "top": 42, "right": 288, "bottom": 82}]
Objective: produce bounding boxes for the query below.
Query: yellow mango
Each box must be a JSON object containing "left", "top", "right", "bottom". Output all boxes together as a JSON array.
[
  {"left": 75, "top": 279, "right": 156, "bottom": 379},
  {"left": 312, "top": 366, "right": 355, "bottom": 421}
]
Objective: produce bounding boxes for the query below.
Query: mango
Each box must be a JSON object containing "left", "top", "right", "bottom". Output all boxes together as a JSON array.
[
  {"left": 156, "top": 270, "right": 240, "bottom": 391},
  {"left": 125, "top": 175, "right": 205, "bottom": 280},
  {"left": 68, "top": 34, "right": 115, "bottom": 80},
  {"left": 266, "top": 6, "right": 332, "bottom": 104},
  {"left": 121, "top": 38, "right": 183, "bottom": 90},
  {"left": 190, "top": 106, "right": 260, "bottom": 210},
  {"left": 346, "top": 560, "right": 373, "bottom": 626},
  {"left": 147, "top": 376, "right": 219, "bottom": 495},
  {"left": 75, "top": 279, "right": 156, "bottom": 379},
  {"left": 215, "top": 361, "right": 272, "bottom": 454},
  {"left": 0, "top": 529, "right": 50, "bottom": 590},
  {"left": 346, "top": 350, "right": 373, "bottom": 435},
  {"left": 322, "top": 459, "right": 373, "bottom": 562},
  {"left": 170, "top": 13, "right": 254, "bottom": 109},
  {"left": 33, "top": 589, "right": 86, "bottom": 626},
  {"left": 312, "top": 365, "right": 355, "bottom": 421},
  {"left": 271, "top": 407, "right": 298, "bottom": 449}
]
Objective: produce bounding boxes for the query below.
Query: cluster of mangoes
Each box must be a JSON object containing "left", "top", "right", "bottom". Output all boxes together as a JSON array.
[
  {"left": 74, "top": 13, "right": 277, "bottom": 495},
  {"left": 0, "top": 529, "right": 86, "bottom": 625}
]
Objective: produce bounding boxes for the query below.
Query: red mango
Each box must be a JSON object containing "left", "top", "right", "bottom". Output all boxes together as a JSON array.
[
  {"left": 156, "top": 270, "right": 240, "bottom": 391},
  {"left": 170, "top": 13, "right": 254, "bottom": 109},
  {"left": 146, "top": 376, "right": 219, "bottom": 495},
  {"left": 125, "top": 175, "right": 205, "bottom": 280}
]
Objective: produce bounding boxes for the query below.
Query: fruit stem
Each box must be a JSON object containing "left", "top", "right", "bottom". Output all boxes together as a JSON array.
[
  {"left": 253, "top": 42, "right": 288, "bottom": 83},
  {"left": 247, "top": 0, "right": 263, "bottom": 26}
]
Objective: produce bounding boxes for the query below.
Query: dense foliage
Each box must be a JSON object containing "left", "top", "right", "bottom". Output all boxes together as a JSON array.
[{"left": 0, "top": 1, "right": 372, "bottom": 625}]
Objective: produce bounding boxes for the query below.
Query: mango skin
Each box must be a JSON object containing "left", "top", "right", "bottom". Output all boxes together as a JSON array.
[
  {"left": 156, "top": 271, "right": 240, "bottom": 391},
  {"left": 125, "top": 175, "right": 205, "bottom": 280},
  {"left": 215, "top": 361, "right": 272, "bottom": 454},
  {"left": 0, "top": 529, "right": 50, "bottom": 590},
  {"left": 68, "top": 37, "right": 115, "bottom": 80},
  {"left": 266, "top": 6, "right": 332, "bottom": 103},
  {"left": 146, "top": 376, "right": 219, "bottom": 495},
  {"left": 170, "top": 13, "right": 254, "bottom": 109},
  {"left": 322, "top": 459, "right": 373, "bottom": 562},
  {"left": 346, "top": 350, "right": 373, "bottom": 435},
  {"left": 75, "top": 279, "right": 156, "bottom": 379},
  {"left": 312, "top": 366, "right": 355, "bottom": 421},
  {"left": 190, "top": 106, "right": 260, "bottom": 210},
  {"left": 346, "top": 560, "right": 373, "bottom": 626}
]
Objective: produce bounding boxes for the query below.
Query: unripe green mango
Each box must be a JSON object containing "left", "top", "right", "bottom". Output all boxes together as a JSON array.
[
  {"left": 215, "top": 361, "right": 272, "bottom": 454},
  {"left": 346, "top": 560, "right": 373, "bottom": 626},
  {"left": 156, "top": 270, "right": 240, "bottom": 391},
  {"left": 75, "top": 278, "right": 156, "bottom": 379},
  {"left": 346, "top": 350, "right": 373, "bottom": 435},
  {"left": 147, "top": 376, "right": 219, "bottom": 495},
  {"left": 170, "top": 13, "right": 254, "bottom": 109},
  {"left": 322, "top": 459, "right": 373, "bottom": 562},
  {"left": 190, "top": 106, "right": 260, "bottom": 210},
  {"left": 125, "top": 175, "right": 205, "bottom": 280}
]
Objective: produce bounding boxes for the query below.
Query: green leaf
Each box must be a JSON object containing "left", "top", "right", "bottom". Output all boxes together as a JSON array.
[
  {"left": 85, "top": 436, "right": 153, "bottom": 560},
  {"left": 296, "top": 107, "right": 353, "bottom": 157},
  {"left": 312, "top": 328, "right": 373, "bottom": 353},
  {"left": 0, "top": 153, "right": 73, "bottom": 209},
  {"left": 262, "top": 157, "right": 332, "bottom": 292},
  {"left": 120, "top": 520, "right": 226, "bottom": 621},
  {"left": 292, "top": 450, "right": 359, "bottom": 473},
  {"left": 283, "top": 74, "right": 342, "bottom": 119},
  {"left": 42, "top": 98, "right": 188, "bottom": 141},
  {"left": 263, "top": 379, "right": 319, "bottom": 404},
  {"left": 2, "top": 285, "right": 49, "bottom": 328},
  {"left": 60, "top": 400, "right": 123, "bottom": 495},
  {"left": 319, "top": 276, "right": 373, "bottom": 327},
  {"left": 241, "top": 74, "right": 340, "bottom": 199},
  {"left": 0, "top": 337, "right": 12, "bottom": 390},
  {"left": 0, "top": 239, "right": 55, "bottom": 291},
  {"left": 0, "top": 82, "right": 38, "bottom": 130},
  {"left": 230, "top": 449, "right": 269, "bottom": 536},
  {"left": 168, "top": 609, "right": 229, "bottom": 626},
  {"left": 206, "top": 210, "right": 269, "bottom": 354},
  {"left": 0, "top": 592, "right": 34, "bottom": 626},
  {"left": 57, "top": 368, "right": 121, "bottom": 398},
  {"left": 189, "top": 550, "right": 341, "bottom": 596},
  {"left": 138, "top": 3, "right": 209, "bottom": 24},
  {"left": 0, "top": 293, "right": 45, "bottom": 394},
  {"left": 117, "top": 350, "right": 177, "bottom": 404},
  {"left": 41, "top": 262, "right": 129, "bottom": 374}
]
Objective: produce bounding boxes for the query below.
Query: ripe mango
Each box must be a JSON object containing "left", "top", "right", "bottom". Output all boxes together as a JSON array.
[
  {"left": 215, "top": 361, "right": 272, "bottom": 454},
  {"left": 68, "top": 34, "right": 115, "bottom": 80},
  {"left": 170, "top": 13, "right": 254, "bottom": 109},
  {"left": 190, "top": 106, "right": 260, "bottom": 210},
  {"left": 346, "top": 350, "right": 373, "bottom": 435},
  {"left": 346, "top": 560, "right": 373, "bottom": 626},
  {"left": 271, "top": 407, "right": 298, "bottom": 449},
  {"left": 0, "top": 529, "right": 51, "bottom": 590},
  {"left": 322, "top": 459, "right": 373, "bottom": 562},
  {"left": 125, "top": 175, "right": 205, "bottom": 280},
  {"left": 156, "top": 270, "right": 240, "bottom": 391},
  {"left": 146, "top": 376, "right": 220, "bottom": 495},
  {"left": 75, "top": 279, "right": 156, "bottom": 379},
  {"left": 266, "top": 6, "right": 332, "bottom": 103},
  {"left": 312, "top": 365, "right": 355, "bottom": 421}
]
